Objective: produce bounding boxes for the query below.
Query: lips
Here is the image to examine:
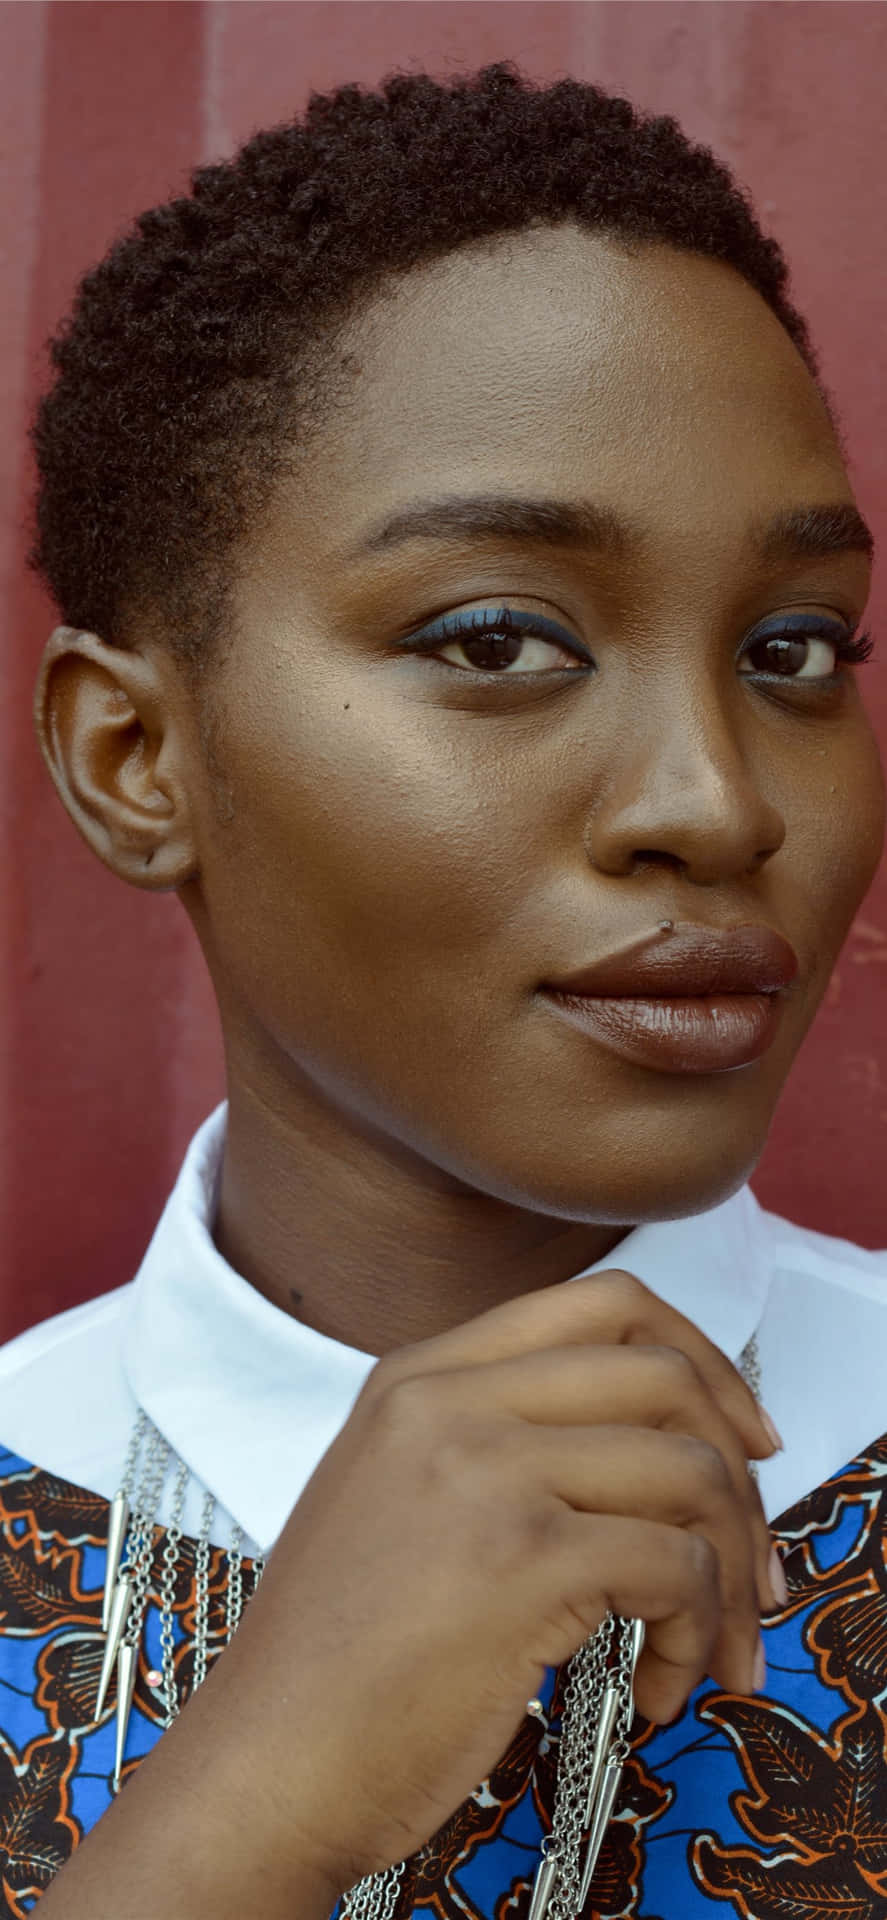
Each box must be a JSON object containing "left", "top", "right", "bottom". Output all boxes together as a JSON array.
[
  {"left": 539, "top": 924, "right": 800, "bottom": 1075},
  {"left": 543, "top": 924, "right": 799, "bottom": 1000}
]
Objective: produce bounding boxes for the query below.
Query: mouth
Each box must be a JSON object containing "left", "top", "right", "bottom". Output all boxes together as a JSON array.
[
  {"left": 539, "top": 923, "right": 799, "bottom": 1075},
  {"left": 538, "top": 989, "right": 786, "bottom": 1074}
]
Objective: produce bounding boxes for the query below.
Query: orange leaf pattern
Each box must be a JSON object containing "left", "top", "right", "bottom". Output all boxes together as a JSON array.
[{"left": 2, "top": 1437, "right": 887, "bottom": 1916}]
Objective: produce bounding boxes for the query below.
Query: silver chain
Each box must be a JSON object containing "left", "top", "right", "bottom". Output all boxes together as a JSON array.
[
  {"left": 341, "top": 1862, "right": 407, "bottom": 1919},
  {"left": 121, "top": 1426, "right": 170, "bottom": 1652},
  {"left": 117, "top": 1407, "right": 148, "bottom": 1502},
  {"left": 740, "top": 1333, "right": 762, "bottom": 1486},
  {"left": 542, "top": 1615, "right": 614, "bottom": 1920},
  {"left": 193, "top": 1490, "right": 217, "bottom": 1691},
  {"left": 611, "top": 1616, "right": 640, "bottom": 1763},
  {"left": 527, "top": 1327, "right": 763, "bottom": 1920},
  {"left": 159, "top": 1458, "right": 189, "bottom": 1726},
  {"left": 109, "top": 1330, "right": 761, "bottom": 1920},
  {"left": 225, "top": 1523, "right": 245, "bottom": 1643}
]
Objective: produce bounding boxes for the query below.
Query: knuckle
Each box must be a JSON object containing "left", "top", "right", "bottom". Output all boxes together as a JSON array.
[
  {"left": 462, "top": 1494, "right": 559, "bottom": 1582},
  {"left": 513, "top": 1499, "right": 565, "bottom": 1562},
  {"left": 681, "top": 1435, "right": 732, "bottom": 1500},
  {"left": 430, "top": 1419, "right": 495, "bottom": 1495},
  {"left": 647, "top": 1343, "right": 696, "bottom": 1392},
  {"left": 682, "top": 1528, "right": 719, "bottom": 1593},
  {"left": 601, "top": 1268, "right": 650, "bottom": 1318},
  {"left": 365, "top": 1366, "right": 441, "bottom": 1438},
  {"left": 360, "top": 1347, "right": 413, "bottom": 1401}
]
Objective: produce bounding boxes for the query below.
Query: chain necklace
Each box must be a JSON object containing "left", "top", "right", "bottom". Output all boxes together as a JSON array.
[{"left": 95, "top": 1332, "right": 760, "bottom": 1920}]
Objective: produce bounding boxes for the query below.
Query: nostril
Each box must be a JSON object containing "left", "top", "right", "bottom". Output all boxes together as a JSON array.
[{"left": 633, "top": 850, "right": 685, "bottom": 869}]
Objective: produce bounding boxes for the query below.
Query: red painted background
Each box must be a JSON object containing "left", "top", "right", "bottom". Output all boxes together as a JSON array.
[{"left": 2, "top": 2, "right": 886, "bottom": 1342}]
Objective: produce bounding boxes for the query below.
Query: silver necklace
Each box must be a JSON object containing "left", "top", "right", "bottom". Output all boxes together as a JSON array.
[{"left": 96, "top": 1332, "right": 760, "bottom": 1920}]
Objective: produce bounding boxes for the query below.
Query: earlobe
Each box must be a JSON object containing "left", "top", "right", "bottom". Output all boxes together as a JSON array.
[{"left": 33, "top": 626, "right": 199, "bottom": 890}]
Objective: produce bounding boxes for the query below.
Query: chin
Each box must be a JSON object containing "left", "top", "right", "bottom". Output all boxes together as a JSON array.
[
  {"left": 601, "top": 1149, "right": 761, "bottom": 1226},
  {"left": 459, "top": 1105, "right": 771, "bottom": 1226}
]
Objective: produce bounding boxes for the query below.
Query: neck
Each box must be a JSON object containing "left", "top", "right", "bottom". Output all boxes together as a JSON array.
[{"left": 211, "top": 1074, "right": 632, "bottom": 1356}]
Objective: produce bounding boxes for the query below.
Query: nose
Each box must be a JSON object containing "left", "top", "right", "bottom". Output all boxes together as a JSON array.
[{"left": 585, "top": 691, "right": 786, "bottom": 886}]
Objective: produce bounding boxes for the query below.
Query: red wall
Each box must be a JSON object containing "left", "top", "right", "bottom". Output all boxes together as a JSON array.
[{"left": 2, "top": 2, "right": 886, "bottom": 1342}]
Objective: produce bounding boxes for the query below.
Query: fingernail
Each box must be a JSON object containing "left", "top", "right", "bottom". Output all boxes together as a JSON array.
[
  {"left": 769, "top": 1544, "right": 789, "bottom": 1609},
  {"left": 760, "top": 1407, "right": 784, "bottom": 1453},
  {"left": 753, "top": 1635, "right": 767, "bottom": 1694}
]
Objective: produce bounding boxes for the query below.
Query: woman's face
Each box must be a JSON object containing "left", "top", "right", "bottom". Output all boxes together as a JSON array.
[{"left": 183, "top": 222, "right": 883, "bottom": 1223}]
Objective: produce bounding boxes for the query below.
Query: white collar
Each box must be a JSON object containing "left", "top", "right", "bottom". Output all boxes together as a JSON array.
[{"left": 122, "top": 1103, "right": 771, "bottom": 1551}]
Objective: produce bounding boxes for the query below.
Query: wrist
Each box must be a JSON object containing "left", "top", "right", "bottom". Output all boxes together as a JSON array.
[{"left": 194, "top": 1632, "right": 365, "bottom": 1910}]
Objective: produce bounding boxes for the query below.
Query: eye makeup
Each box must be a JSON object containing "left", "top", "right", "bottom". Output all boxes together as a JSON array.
[
  {"left": 399, "top": 604, "right": 592, "bottom": 670},
  {"left": 738, "top": 613, "right": 874, "bottom": 683},
  {"left": 397, "top": 601, "right": 875, "bottom": 683}
]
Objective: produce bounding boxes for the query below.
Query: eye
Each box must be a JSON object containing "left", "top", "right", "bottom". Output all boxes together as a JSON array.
[
  {"left": 405, "top": 606, "right": 591, "bottom": 674},
  {"left": 738, "top": 616, "right": 874, "bottom": 681}
]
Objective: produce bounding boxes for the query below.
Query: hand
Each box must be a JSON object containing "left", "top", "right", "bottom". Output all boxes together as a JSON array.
[{"left": 217, "top": 1268, "right": 780, "bottom": 1897}]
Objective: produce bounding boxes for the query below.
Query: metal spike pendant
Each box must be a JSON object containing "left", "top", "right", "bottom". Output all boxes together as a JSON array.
[
  {"left": 102, "top": 1494, "right": 130, "bottom": 1633},
  {"left": 582, "top": 1684, "right": 621, "bottom": 1827},
  {"left": 579, "top": 1760, "right": 625, "bottom": 1910},
  {"left": 113, "top": 1640, "right": 138, "bottom": 1790},
  {"left": 95, "top": 1573, "right": 134, "bottom": 1720},
  {"left": 528, "top": 1853, "right": 559, "bottom": 1920},
  {"left": 578, "top": 1618, "right": 645, "bottom": 1908}
]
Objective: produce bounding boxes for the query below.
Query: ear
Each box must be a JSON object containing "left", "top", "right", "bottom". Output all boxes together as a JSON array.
[{"left": 33, "top": 626, "right": 199, "bottom": 889}]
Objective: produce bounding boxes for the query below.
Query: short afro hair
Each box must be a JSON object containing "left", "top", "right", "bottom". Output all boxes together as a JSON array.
[{"left": 30, "top": 60, "right": 821, "bottom": 686}]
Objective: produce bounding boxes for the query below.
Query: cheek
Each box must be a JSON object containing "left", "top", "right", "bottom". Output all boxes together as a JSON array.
[
  {"left": 197, "top": 691, "right": 545, "bottom": 1025},
  {"left": 785, "top": 723, "right": 885, "bottom": 982}
]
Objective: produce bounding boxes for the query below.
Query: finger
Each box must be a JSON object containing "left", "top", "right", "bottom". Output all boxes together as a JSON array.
[
  {"left": 420, "top": 1342, "right": 779, "bottom": 1612},
  {"left": 546, "top": 1512, "right": 747, "bottom": 1720},
  {"left": 518, "top": 1424, "right": 760, "bottom": 1684},
  {"left": 373, "top": 1267, "right": 778, "bottom": 1463}
]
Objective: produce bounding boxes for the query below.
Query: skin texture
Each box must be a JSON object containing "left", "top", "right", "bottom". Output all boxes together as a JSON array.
[
  {"left": 36, "top": 1272, "right": 782, "bottom": 1920},
  {"left": 35, "top": 223, "right": 883, "bottom": 1359},
  {"left": 31, "top": 219, "right": 885, "bottom": 1920}
]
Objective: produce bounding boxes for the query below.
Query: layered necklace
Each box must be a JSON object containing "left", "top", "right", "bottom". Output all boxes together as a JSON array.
[{"left": 95, "top": 1331, "right": 762, "bottom": 1920}]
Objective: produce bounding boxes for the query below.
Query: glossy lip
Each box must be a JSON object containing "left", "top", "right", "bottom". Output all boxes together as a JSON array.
[
  {"left": 539, "top": 923, "right": 800, "bottom": 1075},
  {"left": 540, "top": 990, "right": 786, "bottom": 1074}
]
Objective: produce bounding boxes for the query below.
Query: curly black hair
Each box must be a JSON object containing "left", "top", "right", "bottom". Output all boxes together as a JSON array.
[{"left": 30, "top": 60, "right": 822, "bottom": 686}]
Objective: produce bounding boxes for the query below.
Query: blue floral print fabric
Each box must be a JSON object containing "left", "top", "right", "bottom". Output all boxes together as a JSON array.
[{"left": 2, "top": 1435, "right": 887, "bottom": 1917}]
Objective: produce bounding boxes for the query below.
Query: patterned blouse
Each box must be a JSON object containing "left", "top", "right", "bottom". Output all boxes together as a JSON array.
[{"left": 1, "top": 1431, "right": 886, "bottom": 1919}]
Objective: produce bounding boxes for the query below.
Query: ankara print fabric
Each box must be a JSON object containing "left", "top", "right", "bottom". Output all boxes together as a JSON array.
[{"left": 2, "top": 1444, "right": 887, "bottom": 1920}]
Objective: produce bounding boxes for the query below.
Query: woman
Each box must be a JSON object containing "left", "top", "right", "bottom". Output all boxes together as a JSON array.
[{"left": 1, "top": 59, "right": 884, "bottom": 1920}]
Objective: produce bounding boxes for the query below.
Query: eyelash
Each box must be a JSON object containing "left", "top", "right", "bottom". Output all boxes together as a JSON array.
[{"left": 404, "top": 607, "right": 876, "bottom": 680}]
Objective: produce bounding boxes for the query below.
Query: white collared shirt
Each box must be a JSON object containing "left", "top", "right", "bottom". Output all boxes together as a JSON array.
[{"left": 2, "top": 1102, "right": 887, "bottom": 1552}]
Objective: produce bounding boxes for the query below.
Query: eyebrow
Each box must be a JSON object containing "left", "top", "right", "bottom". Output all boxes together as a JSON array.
[
  {"left": 353, "top": 494, "right": 633, "bottom": 557},
  {"left": 757, "top": 503, "right": 874, "bottom": 563},
  {"left": 351, "top": 491, "right": 875, "bottom": 564}
]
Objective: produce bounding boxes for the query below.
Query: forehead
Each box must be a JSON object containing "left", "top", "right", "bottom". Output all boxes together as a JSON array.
[{"left": 303, "top": 223, "right": 847, "bottom": 540}]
